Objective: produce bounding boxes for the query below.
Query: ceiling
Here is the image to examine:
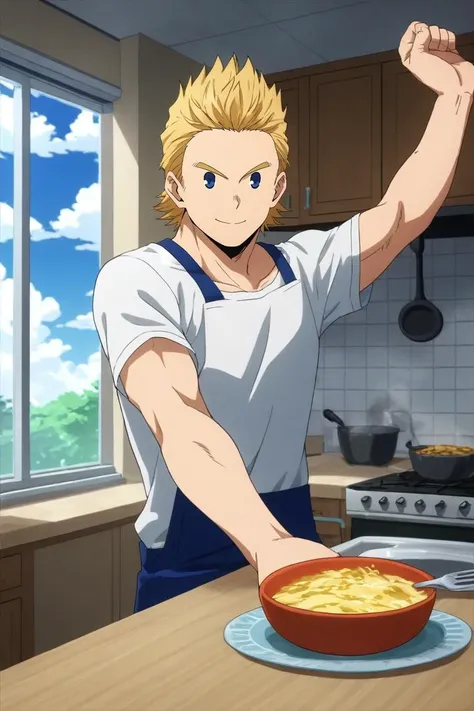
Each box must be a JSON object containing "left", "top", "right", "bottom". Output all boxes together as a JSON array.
[{"left": 45, "top": 0, "right": 474, "bottom": 74}]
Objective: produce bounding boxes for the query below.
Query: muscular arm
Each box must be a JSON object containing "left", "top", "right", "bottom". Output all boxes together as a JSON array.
[
  {"left": 121, "top": 338, "right": 290, "bottom": 567},
  {"left": 358, "top": 24, "right": 473, "bottom": 291},
  {"left": 359, "top": 90, "right": 472, "bottom": 290}
]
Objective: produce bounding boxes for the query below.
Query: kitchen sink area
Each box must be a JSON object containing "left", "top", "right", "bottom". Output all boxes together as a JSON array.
[{"left": 334, "top": 536, "right": 474, "bottom": 577}]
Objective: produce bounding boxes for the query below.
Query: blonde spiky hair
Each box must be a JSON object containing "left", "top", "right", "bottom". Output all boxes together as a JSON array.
[{"left": 155, "top": 55, "right": 289, "bottom": 229}]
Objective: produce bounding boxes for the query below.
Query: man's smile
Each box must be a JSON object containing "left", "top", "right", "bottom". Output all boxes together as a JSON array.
[{"left": 215, "top": 218, "right": 247, "bottom": 224}]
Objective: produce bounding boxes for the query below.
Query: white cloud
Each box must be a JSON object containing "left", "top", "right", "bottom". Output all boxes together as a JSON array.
[
  {"left": 0, "top": 203, "right": 43, "bottom": 242},
  {"left": 48, "top": 182, "right": 100, "bottom": 251},
  {"left": 58, "top": 311, "right": 95, "bottom": 330},
  {"left": 0, "top": 263, "right": 100, "bottom": 406},
  {"left": 86, "top": 290, "right": 93, "bottom": 297},
  {"left": 0, "top": 182, "right": 100, "bottom": 250},
  {"left": 0, "top": 91, "right": 99, "bottom": 158}
]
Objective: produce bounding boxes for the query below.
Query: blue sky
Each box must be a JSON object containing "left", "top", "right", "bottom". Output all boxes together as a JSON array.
[{"left": 0, "top": 79, "right": 102, "bottom": 405}]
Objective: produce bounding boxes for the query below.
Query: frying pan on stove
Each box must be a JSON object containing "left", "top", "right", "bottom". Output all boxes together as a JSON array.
[
  {"left": 406, "top": 441, "right": 474, "bottom": 483},
  {"left": 398, "top": 237, "right": 443, "bottom": 343}
]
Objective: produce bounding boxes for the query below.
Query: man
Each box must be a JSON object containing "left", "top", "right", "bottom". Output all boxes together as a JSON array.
[{"left": 93, "top": 22, "right": 474, "bottom": 612}]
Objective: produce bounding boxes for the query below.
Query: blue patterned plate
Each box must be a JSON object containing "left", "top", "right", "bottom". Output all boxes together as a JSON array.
[{"left": 224, "top": 608, "right": 472, "bottom": 674}]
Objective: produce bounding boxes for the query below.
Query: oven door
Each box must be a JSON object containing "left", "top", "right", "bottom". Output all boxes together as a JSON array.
[{"left": 350, "top": 516, "right": 474, "bottom": 543}]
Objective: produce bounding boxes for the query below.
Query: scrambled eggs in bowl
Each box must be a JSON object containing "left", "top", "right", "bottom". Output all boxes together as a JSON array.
[
  {"left": 259, "top": 557, "right": 436, "bottom": 656},
  {"left": 272, "top": 564, "right": 428, "bottom": 614}
]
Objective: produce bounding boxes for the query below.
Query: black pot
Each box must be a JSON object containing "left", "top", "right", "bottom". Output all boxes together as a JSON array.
[
  {"left": 323, "top": 410, "right": 400, "bottom": 466},
  {"left": 406, "top": 441, "right": 474, "bottom": 482}
]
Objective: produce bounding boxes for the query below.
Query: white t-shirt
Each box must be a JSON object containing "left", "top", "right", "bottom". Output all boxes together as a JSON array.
[{"left": 93, "top": 215, "right": 371, "bottom": 548}]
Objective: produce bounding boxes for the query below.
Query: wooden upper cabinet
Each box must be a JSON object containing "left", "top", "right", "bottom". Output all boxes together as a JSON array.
[
  {"left": 307, "top": 64, "right": 382, "bottom": 220},
  {"left": 382, "top": 41, "right": 474, "bottom": 204},
  {"left": 275, "top": 78, "right": 303, "bottom": 225}
]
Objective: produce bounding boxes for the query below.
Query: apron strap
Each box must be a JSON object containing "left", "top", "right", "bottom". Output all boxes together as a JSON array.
[
  {"left": 159, "top": 239, "right": 225, "bottom": 303},
  {"left": 259, "top": 243, "right": 297, "bottom": 285},
  {"left": 159, "top": 238, "right": 297, "bottom": 301}
]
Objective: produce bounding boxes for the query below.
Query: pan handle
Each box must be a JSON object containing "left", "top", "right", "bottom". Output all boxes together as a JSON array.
[
  {"left": 323, "top": 409, "right": 346, "bottom": 428},
  {"left": 406, "top": 440, "right": 413, "bottom": 449}
]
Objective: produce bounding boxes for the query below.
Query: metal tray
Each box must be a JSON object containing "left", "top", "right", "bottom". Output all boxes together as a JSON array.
[{"left": 332, "top": 536, "right": 474, "bottom": 578}]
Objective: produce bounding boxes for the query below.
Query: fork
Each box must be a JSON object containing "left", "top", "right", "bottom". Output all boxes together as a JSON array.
[{"left": 413, "top": 569, "right": 474, "bottom": 592}]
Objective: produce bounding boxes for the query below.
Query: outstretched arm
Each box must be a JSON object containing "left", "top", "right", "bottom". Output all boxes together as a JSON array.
[{"left": 359, "top": 22, "right": 474, "bottom": 291}]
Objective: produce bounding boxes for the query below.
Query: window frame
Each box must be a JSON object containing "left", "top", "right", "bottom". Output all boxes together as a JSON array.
[{"left": 0, "top": 64, "right": 121, "bottom": 504}]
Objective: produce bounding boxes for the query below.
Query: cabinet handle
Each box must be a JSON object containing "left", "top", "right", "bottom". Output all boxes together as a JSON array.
[
  {"left": 313, "top": 515, "right": 346, "bottom": 529},
  {"left": 282, "top": 194, "right": 292, "bottom": 211},
  {"left": 304, "top": 187, "right": 311, "bottom": 210}
]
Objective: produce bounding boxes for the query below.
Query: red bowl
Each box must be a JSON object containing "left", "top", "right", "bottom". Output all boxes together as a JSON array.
[{"left": 259, "top": 556, "right": 436, "bottom": 656}]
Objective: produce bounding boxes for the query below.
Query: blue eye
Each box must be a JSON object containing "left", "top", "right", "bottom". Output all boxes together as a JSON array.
[
  {"left": 204, "top": 171, "right": 216, "bottom": 189},
  {"left": 249, "top": 171, "right": 261, "bottom": 189}
]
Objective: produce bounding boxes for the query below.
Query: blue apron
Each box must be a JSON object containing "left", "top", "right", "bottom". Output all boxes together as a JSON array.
[{"left": 134, "top": 240, "right": 322, "bottom": 612}]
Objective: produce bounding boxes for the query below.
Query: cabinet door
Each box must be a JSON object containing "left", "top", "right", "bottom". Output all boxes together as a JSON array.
[
  {"left": 34, "top": 530, "right": 114, "bottom": 654},
  {"left": 0, "top": 598, "right": 22, "bottom": 670},
  {"left": 307, "top": 64, "right": 382, "bottom": 219},
  {"left": 382, "top": 42, "right": 474, "bottom": 204},
  {"left": 274, "top": 78, "right": 305, "bottom": 225}
]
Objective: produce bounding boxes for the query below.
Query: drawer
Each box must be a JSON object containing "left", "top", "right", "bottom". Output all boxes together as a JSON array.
[
  {"left": 0, "top": 555, "right": 22, "bottom": 592},
  {"left": 312, "top": 499, "right": 340, "bottom": 519}
]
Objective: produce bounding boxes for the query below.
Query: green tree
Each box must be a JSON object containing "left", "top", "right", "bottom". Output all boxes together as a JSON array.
[
  {"left": 0, "top": 383, "right": 99, "bottom": 477},
  {"left": 0, "top": 394, "right": 13, "bottom": 476}
]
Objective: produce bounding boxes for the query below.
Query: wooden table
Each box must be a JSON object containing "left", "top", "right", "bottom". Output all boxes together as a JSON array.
[{"left": 1, "top": 567, "right": 473, "bottom": 711}]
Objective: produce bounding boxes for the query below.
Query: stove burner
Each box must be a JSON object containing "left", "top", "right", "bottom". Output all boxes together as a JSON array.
[{"left": 349, "top": 470, "right": 474, "bottom": 497}]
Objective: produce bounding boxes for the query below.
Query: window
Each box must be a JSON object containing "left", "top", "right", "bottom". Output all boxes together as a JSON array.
[{"left": 0, "top": 66, "right": 118, "bottom": 501}]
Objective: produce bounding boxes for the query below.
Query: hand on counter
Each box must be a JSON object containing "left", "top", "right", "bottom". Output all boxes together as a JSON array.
[{"left": 256, "top": 536, "right": 339, "bottom": 585}]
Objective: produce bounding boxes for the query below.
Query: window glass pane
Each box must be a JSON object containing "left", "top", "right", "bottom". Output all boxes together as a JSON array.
[
  {"left": 29, "top": 88, "right": 101, "bottom": 473},
  {"left": 0, "top": 77, "right": 17, "bottom": 479}
]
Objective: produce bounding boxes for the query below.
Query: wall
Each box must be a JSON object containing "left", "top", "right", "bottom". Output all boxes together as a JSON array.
[
  {"left": 1, "top": 0, "right": 120, "bottom": 86},
  {"left": 111, "top": 35, "right": 202, "bottom": 479},
  {"left": 268, "top": 231, "right": 474, "bottom": 452},
  {"left": 112, "top": 34, "right": 202, "bottom": 256}
]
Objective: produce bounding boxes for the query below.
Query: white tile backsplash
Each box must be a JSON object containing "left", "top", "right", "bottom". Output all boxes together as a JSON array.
[
  {"left": 456, "top": 346, "right": 474, "bottom": 367},
  {"left": 411, "top": 369, "right": 433, "bottom": 390},
  {"left": 345, "top": 347, "right": 367, "bottom": 367},
  {"left": 367, "top": 347, "right": 388, "bottom": 367},
  {"left": 272, "top": 229, "right": 473, "bottom": 450},
  {"left": 434, "top": 345, "right": 456, "bottom": 367},
  {"left": 368, "top": 324, "right": 389, "bottom": 346},
  {"left": 456, "top": 391, "right": 474, "bottom": 414},
  {"left": 411, "top": 390, "right": 434, "bottom": 413},
  {"left": 455, "top": 300, "right": 474, "bottom": 322},
  {"left": 434, "top": 368, "right": 456, "bottom": 390},
  {"left": 456, "top": 276, "right": 474, "bottom": 299},
  {"left": 433, "top": 277, "right": 456, "bottom": 299},
  {"left": 455, "top": 321, "right": 474, "bottom": 345},
  {"left": 345, "top": 324, "right": 367, "bottom": 346},
  {"left": 433, "top": 390, "right": 455, "bottom": 414}
]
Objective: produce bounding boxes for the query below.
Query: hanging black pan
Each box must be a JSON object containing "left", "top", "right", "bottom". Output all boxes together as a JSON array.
[{"left": 398, "top": 236, "right": 443, "bottom": 342}]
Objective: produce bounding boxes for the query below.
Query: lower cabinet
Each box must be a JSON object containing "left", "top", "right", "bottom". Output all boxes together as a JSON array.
[
  {"left": 0, "top": 551, "right": 34, "bottom": 670},
  {"left": 0, "top": 598, "right": 22, "bottom": 669},
  {"left": 34, "top": 530, "right": 116, "bottom": 655},
  {"left": 0, "top": 503, "right": 351, "bottom": 668},
  {"left": 312, "top": 497, "right": 351, "bottom": 548},
  {"left": 0, "top": 521, "right": 141, "bottom": 669}
]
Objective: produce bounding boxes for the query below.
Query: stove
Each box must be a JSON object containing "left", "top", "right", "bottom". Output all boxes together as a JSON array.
[{"left": 346, "top": 470, "right": 474, "bottom": 543}]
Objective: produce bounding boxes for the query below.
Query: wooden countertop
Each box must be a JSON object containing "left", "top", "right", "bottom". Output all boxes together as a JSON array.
[
  {"left": 1, "top": 566, "right": 472, "bottom": 711},
  {"left": 0, "top": 454, "right": 410, "bottom": 551},
  {"left": 0, "top": 482, "right": 146, "bottom": 551}
]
